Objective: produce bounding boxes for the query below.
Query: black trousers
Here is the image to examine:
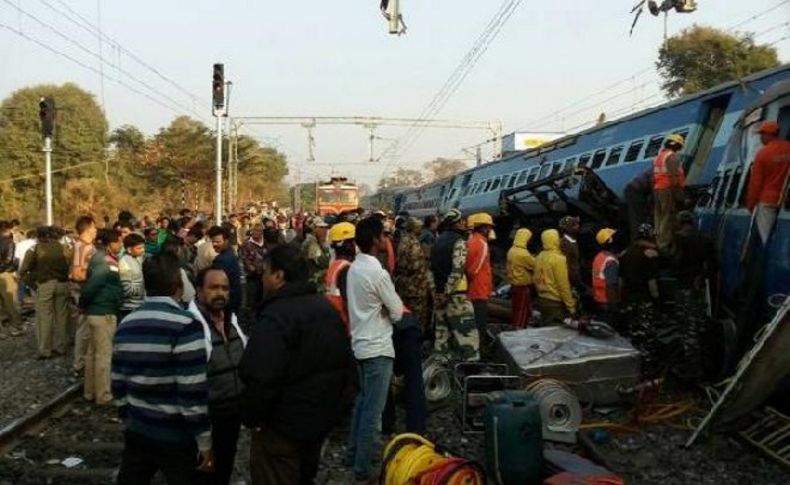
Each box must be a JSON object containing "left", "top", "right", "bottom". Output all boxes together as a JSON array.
[
  {"left": 198, "top": 409, "right": 242, "bottom": 485},
  {"left": 117, "top": 431, "right": 199, "bottom": 485},
  {"left": 472, "top": 299, "right": 490, "bottom": 345},
  {"left": 250, "top": 425, "right": 323, "bottom": 485},
  {"left": 382, "top": 326, "right": 427, "bottom": 435}
]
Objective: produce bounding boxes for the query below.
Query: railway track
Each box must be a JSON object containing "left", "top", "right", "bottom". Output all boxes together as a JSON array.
[{"left": 0, "top": 384, "right": 124, "bottom": 484}]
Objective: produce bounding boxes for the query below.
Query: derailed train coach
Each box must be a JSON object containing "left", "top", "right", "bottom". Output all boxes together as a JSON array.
[{"left": 393, "top": 63, "right": 790, "bottom": 334}]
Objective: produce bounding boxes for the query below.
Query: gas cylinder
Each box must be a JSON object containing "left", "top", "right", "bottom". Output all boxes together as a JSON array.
[{"left": 484, "top": 390, "right": 544, "bottom": 484}]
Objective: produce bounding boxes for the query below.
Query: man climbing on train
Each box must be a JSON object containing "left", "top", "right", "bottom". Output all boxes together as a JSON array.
[
  {"left": 746, "top": 120, "right": 790, "bottom": 246},
  {"left": 653, "top": 133, "right": 686, "bottom": 249}
]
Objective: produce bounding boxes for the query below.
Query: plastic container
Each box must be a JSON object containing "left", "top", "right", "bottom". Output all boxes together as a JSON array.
[{"left": 484, "top": 390, "right": 544, "bottom": 484}]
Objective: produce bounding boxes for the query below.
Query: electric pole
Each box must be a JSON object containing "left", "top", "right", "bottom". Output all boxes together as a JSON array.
[
  {"left": 212, "top": 63, "right": 225, "bottom": 225},
  {"left": 39, "top": 96, "right": 55, "bottom": 225}
]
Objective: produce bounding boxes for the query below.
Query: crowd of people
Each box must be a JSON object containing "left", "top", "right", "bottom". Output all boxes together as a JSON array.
[{"left": 0, "top": 121, "right": 784, "bottom": 485}]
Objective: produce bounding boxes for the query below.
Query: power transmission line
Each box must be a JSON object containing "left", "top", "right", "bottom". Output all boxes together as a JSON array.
[
  {"left": 379, "top": 0, "right": 523, "bottom": 177},
  {"left": 43, "top": 0, "right": 203, "bottom": 104},
  {"left": 0, "top": 0, "right": 210, "bottom": 120},
  {"left": 0, "top": 20, "right": 198, "bottom": 117},
  {"left": 726, "top": 0, "right": 790, "bottom": 31}
]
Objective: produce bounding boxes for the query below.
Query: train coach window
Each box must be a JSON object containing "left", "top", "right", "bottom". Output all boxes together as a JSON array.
[
  {"left": 516, "top": 170, "right": 528, "bottom": 185},
  {"left": 484, "top": 179, "right": 493, "bottom": 192},
  {"left": 726, "top": 166, "right": 742, "bottom": 207},
  {"left": 491, "top": 176, "right": 503, "bottom": 191},
  {"left": 624, "top": 140, "right": 644, "bottom": 162},
  {"left": 507, "top": 174, "right": 517, "bottom": 188},
  {"left": 578, "top": 153, "right": 591, "bottom": 168},
  {"left": 605, "top": 146, "right": 623, "bottom": 166},
  {"left": 591, "top": 149, "right": 608, "bottom": 169},
  {"left": 551, "top": 162, "right": 563, "bottom": 176},
  {"left": 527, "top": 166, "right": 539, "bottom": 183},
  {"left": 538, "top": 163, "right": 552, "bottom": 180},
  {"left": 461, "top": 185, "right": 472, "bottom": 197},
  {"left": 707, "top": 176, "right": 720, "bottom": 208},
  {"left": 564, "top": 158, "right": 576, "bottom": 171},
  {"left": 645, "top": 135, "right": 664, "bottom": 158}
]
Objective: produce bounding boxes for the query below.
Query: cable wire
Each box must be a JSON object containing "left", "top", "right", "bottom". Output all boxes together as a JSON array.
[{"left": 1, "top": 1, "right": 209, "bottom": 122}]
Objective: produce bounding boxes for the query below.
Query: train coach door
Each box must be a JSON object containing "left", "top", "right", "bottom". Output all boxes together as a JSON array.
[{"left": 686, "top": 94, "right": 732, "bottom": 184}]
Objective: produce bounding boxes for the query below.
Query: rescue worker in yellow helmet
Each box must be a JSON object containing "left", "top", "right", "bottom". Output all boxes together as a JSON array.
[
  {"left": 466, "top": 213, "right": 495, "bottom": 346},
  {"left": 325, "top": 222, "right": 356, "bottom": 332},
  {"left": 533, "top": 229, "right": 576, "bottom": 325},
  {"left": 653, "top": 133, "right": 686, "bottom": 248},
  {"left": 506, "top": 228, "right": 535, "bottom": 328},
  {"left": 591, "top": 228, "right": 620, "bottom": 324}
]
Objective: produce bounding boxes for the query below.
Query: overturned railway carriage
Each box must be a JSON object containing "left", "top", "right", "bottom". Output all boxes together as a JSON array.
[
  {"left": 398, "top": 65, "right": 790, "bottom": 220},
  {"left": 393, "top": 63, "right": 790, "bottom": 331}
]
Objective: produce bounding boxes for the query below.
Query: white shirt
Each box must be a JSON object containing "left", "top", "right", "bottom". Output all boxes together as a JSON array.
[
  {"left": 15, "top": 238, "right": 36, "bottom": 268},
  {"left": 347, "top": 253, "right": 404, "bottom": 360}
]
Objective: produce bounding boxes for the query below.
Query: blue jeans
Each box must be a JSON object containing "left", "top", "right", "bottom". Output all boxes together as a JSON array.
[{"left": 346, "top": 356, "right": 393, "bottom": 480}]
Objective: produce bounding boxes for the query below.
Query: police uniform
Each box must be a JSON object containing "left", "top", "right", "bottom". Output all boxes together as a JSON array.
[{"left": 430, "top": 216, "right": 479, "bottom": 362}]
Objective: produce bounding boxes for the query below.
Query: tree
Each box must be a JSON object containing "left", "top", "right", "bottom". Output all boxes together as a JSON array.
[
  {"left": 424, "top": 158, "right": 467, "bottom": 181},
  {"left": 234, "top": 135, "right": 289, "bottom": 206},
  {"left": 657, "top": 25, "right": 779, "bottom": 98},
  {"left": 0, "top": 83, "right": 108, "bottom": 221},
  {"left": 378, "top": 168, "right": 424, "bottom": 189},
  {"left": 109, "top": 125, "right": 146, "bottom": 156}
]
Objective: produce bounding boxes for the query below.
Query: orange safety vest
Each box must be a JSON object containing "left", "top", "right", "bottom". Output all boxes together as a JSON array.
[
  {"left": 653, "top": 148, "right": 685, "bottom": 190},
  {"left": 592, "top": 251, "right": 618, "bottom": 304},
  {"left": 325, "top": 258, "right": 352, "bottom": 332}
]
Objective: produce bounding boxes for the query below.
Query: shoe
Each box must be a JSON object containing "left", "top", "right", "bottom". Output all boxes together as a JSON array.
[{"left": 9, "top": 328, "right": 22, "bottom": 337}]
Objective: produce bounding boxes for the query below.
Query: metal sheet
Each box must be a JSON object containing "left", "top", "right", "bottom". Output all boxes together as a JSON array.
[
  {"left": 687, "top": 297, "right": 790, "bottom": 447},
  {"left": 497, "top": 326, "right": 640, "bottom": 404}
]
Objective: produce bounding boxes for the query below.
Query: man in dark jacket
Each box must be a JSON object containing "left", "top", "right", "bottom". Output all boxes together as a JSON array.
[
  {"left": 79, "top": 229, "right": 123, "bottom": 405},
  {"left": 19, "top": 226, "right": 70, "bottom": 358},
  {"left": 239, "top": 244, "right": 353, "bottom": 485},
  {"left": 209, "top": 226, "right": 242, "bottom": 315}
]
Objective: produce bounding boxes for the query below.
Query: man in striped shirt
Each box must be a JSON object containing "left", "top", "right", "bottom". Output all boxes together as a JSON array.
[{"left": 112, "top": 252, "right": 214, "bottom": 485}]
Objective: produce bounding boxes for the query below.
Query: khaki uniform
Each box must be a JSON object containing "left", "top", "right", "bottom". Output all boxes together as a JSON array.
[
  {"left": 394, "top": 232, "right": 433, "bottom": 330},
  {"left": 434, "top": 238, "right": 479, "bottom": 361}
]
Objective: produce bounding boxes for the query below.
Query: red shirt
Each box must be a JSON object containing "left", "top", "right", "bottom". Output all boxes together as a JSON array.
[
  {"left": 466, "top": 232, "right": 493, "bottom": 301},
  {"left": 747, "top": 139, "right": 790, "bottom": 211}
]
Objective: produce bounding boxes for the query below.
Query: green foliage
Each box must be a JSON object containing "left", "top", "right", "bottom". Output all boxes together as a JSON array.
[
  {"left": 657, "top": 25, "right": 780, "bottom": 98},
  {"left": 0, "top": 83, "right": 290, "bottom": 224},
  {"left": 378, "top": 168, "right": 424, "bottom": 189},
  {"left": 423, "top": 158, "right": 467, "bottom": 181},
  {"left": 0, "top": 83, "right": 107, "bottom": 219}
]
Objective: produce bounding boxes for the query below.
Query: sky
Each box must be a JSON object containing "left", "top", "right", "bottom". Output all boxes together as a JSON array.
[{"left": 1, "top": 0, "right": 788, "bottom": 188}]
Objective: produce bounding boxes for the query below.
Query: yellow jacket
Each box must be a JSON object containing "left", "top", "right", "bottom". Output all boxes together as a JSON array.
[
  {"left": 506, "top": 229, "right": 536, "bottom": 286},
  {"left": 534, "top": 229, "right": 576, "bottom": 312}
]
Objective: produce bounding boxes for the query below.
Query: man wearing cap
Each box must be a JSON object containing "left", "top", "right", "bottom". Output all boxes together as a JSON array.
[
  {"left": 465, "top": 213, "right": 495, "bottom": 347},
  {"left": 430, "top": 209, "right": 479, "bottom": 361},
  {"left": 558, "top": 216, "right": 582, "bottom": 289},
  {"left": 591, "top": 228, "right": 620, "bottom": 323},
  {"left": 301, "top": 217, "right": 330, "bottom": 291},
  {"left": 653, "top": 133, "right": 686, "bottom": 248},
  {"left": 746, "top": 120, "right": 790, "bottom": 245}
]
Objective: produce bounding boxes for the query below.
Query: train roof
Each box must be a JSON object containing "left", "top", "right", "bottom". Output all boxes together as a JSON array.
[
  {"left": 480, "top": 63, "right": 790, "bottom": 170},
  {"left": 743, "top": 77, "right": 790, "bottom": 115}
]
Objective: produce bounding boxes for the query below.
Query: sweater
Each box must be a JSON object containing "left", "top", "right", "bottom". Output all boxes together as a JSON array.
[
  {"left": 119, "top": 254, "right": 145, "bottom": 312},
  {"left": 79, "top": 249, "right": 122, "bottom": 316},
  {"left": 111, "top": 296, "right": 211, "bottom": 451}
]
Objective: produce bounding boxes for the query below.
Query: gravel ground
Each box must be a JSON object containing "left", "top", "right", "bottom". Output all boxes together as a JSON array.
[{"left": 0, "top": 309, "right": 78, "bottom": 431}]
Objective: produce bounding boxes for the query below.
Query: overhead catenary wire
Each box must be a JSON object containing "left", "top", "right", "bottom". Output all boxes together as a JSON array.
[
  {"left": 378, "top": 0, "right": 523, "bottom": 177},
  {"left": 0, "top": 20, "right": 199, "bottom": 118},
  {"left": 516, "top": 1, "right": 790, "bottom": 134},
  {"left": 42, "top": 0, "right": 203, "bottom": 104},
  {"left": 0, "top": 1, "right": 210, "bottom": 123}
]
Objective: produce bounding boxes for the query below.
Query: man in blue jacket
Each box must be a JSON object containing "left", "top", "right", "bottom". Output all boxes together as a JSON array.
[{"left": 209, "top": 225, "right": 242, "bottom": 315}]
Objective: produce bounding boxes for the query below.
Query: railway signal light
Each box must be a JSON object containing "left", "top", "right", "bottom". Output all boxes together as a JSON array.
[
  {"left": 39, "top": 96, "right": 55, "bottom": 137},
  {"left": 212, "top": 63, "right": 224, "bottom": 110}
]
